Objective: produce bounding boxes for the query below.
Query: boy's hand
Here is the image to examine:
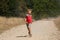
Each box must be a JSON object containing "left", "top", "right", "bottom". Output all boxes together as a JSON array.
[
  {"left": 24, "top": 18, "right": 26, "bottom": 21},
  {"left": 32, "top": 19, "right": 35, "bottom": 22}
]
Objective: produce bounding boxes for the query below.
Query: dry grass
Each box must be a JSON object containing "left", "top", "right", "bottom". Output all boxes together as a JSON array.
[
  {"left": 54, "top": 16, "right": 60, "bottom": 31},
  {"left": 0, "top": 16, "right": 60, "bottom": 34},
  {"left": 0, "top": 16, "right": 25, "bottom": 34}
]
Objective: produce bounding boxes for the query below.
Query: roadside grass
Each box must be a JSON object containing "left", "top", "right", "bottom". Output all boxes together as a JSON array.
[
  {"left": 0, "top": 16, "right": 25, "bottom": 34},
  {"left": 54, "top": 16, "right": 60, "bottom": 31}
]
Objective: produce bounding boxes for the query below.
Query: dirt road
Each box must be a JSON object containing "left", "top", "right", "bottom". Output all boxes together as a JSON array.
[{"left": 0, "top": 20, "right": 60, "bottom": 40}]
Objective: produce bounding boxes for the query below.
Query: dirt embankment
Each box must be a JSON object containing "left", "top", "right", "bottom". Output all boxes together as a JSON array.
[
  {"left": 0, "top": 16, "right": 25, "bottom": 34},
  {"left": 54, "top": 17, "right": 60, "bottom": 31}
]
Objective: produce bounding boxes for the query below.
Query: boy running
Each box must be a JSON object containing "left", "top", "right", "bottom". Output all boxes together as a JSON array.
[{"left": 25, "top": 9, "right": 32, "bottom": 37}]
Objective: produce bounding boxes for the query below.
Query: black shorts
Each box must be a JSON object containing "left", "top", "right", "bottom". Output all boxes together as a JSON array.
[{"left": 26, "top": 23, "right": 31, "bottom": 27}]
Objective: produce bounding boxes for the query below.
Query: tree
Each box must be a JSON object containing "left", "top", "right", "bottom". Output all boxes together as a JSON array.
[
  {"left": 0, "top": 0, "right": 60, "bottom": 19},
  {"left": 26, "top": 0, "right": 60, "bottom": 20},
  {"left": 0, "top": 0, "right": 9, "bottom": 16}
]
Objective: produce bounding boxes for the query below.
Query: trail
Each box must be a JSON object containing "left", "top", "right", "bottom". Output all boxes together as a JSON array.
[{"left": 0, "top": 20, "right": 60, "bottom": 40}]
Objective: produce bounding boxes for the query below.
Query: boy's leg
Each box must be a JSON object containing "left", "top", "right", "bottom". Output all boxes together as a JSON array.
[{"left": 26, "top": 23, "right": 32, "bottom": 37}]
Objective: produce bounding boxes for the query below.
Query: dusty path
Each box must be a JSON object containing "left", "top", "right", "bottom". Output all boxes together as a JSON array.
[{"left": 0, "top": 20, "right": 60, "bottom": 40}]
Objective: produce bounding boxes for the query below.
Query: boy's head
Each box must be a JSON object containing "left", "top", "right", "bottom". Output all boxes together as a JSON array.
[{"left": 27, "top": 9, "right": 32, "bottom": 14}]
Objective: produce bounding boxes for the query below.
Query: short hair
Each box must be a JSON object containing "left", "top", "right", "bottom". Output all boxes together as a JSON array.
[{"left": 27, "top": 9, "right": 32, "bottom": 11}]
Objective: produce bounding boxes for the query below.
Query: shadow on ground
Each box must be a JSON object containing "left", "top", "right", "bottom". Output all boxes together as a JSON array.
[{"left": 16, "top": 35, "right": 28, "bottom": 38}]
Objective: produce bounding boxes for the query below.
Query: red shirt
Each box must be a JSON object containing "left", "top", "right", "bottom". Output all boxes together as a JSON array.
[{"left": 26, "top": 14, "right": 32, "bottom": 23}]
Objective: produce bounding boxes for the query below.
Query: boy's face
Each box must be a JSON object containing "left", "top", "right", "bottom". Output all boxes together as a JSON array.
[{"left": 27, "top": 10, "right": 32, "bottom": 14}]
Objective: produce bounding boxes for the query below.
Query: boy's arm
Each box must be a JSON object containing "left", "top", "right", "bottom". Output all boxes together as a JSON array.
[
  {"left": 24, "top": 18, "right": 26, "bottom": 22},
  {"left": 24, "top": 14, "right": 27, "bottom": 22},
  {"left": 24, "top": 16, "right": 27, "bottom": 23},
  {"left": 31, "top": 15, "right": 34, "bottom": 22},
  {"left": 31, "top": 15, "right": 35, "bottom": 22}
]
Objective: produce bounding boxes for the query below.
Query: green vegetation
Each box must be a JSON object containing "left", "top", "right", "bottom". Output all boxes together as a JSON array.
[{"left": 0, "top": 0, "right": 60, "bottom": 20}]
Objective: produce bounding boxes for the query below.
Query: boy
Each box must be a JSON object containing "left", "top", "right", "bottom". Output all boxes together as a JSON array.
[{"left": 25, "top": 9, "right": 32, "bottom": 37}]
